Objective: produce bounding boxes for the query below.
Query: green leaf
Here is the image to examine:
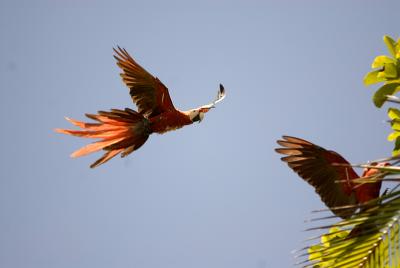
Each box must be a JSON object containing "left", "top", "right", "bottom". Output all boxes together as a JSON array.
[
  {"left": 388, "top": 107, "right": 400, "bottom": 119},
  {"left": 372, "top": 83, "right": 400, "bottom": 108},
  {"left": 393, "top": 137, "right": 400, "bottom": 156},
  {"left": 391, "top": 121, "right": 400, "bottom": 131},
  {"left": 377, "top": 71, "right": 386, "bottom": 79},
  {"left": 363, "top": 70, "right": 385, "bottom": 86},
  {"left": 383, "top": 35, "right": 397, "bottom": 58},
  {"left": 382, "top": 63, "right": 398, "bottom": 78},
  {"left": 371, "top": 55, "right": 395, "bottom": 68},
  {"left": 388, "top": 132, "right": 400, "bottom": 141}
]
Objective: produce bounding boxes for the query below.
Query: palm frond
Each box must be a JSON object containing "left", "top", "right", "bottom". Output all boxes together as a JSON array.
[{"left": 299, "top": 189, "right": 400, "bottom": 267}]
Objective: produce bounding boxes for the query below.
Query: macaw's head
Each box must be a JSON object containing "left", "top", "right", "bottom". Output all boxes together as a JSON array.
[
  {"left": 187, "top": 107, "right": 212, "bottom": 123},
  {"left": 186, "top": 83, "right": 226, "bottom": 123},
  {"left": 362, "top": 162, "right": 391, "bottom": 177}
]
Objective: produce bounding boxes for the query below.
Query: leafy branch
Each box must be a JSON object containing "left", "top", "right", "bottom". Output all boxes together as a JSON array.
[{"left": 300, "top": 35, "right": 400, "bottom": 268}]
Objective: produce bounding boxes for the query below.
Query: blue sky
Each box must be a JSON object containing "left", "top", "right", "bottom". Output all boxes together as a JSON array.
[{"left": 1, "top": 1, "right": 399, "bottom": 267}]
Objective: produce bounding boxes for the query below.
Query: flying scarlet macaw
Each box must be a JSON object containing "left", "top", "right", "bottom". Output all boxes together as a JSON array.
[
  {"left": 276, "top": 136, "right": 389, "bottom": 219},
  {"left": 55, "top": 47, "right": 226, "bottom": 168}
]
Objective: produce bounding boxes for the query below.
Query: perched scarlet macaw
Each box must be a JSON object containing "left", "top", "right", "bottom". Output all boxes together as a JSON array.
[
  {"left": 276, "top": 136, "right": 389, "bottom": 219},
  {"left": 55, "top": 47, "right": 226, "bottom": 168}
]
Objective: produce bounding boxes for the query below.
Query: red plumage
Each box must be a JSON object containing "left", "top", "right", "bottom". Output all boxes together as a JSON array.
[
  {"left": 55, "top": 47, "right": 225, "bottom": 168},
  {"left": 276, "top": 136, "right": 388, "bottom": 219}
]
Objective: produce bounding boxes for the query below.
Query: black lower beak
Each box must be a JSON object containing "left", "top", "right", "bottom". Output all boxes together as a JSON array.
[{"left": 193, "top": 114, "right": 201, "bottom": 122}]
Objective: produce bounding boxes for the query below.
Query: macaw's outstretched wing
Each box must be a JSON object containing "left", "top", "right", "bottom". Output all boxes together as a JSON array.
[
  {"left": 113, "top": 47, "right": 176, "bottom": 118},
  {"left": 200, "top": 84, "right": 226, "bottom": 110},
  {"left": 275, "top": 136, "right": 359, "bottom": 219}
]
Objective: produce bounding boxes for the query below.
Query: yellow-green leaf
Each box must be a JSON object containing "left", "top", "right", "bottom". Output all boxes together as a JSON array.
[
  {"left": 377, "top": 71, "right": 386, "bottom": 79},
  {"left": 364, "top": 70, "right": 385, "bottom": 86},
  {"left": 372, "top": 55, "right": 395, "bottom": 68},
  {"left": 392, "top": 121, "right": 400, "bottom": 131},
  {"left": 388, "top": 107, "right": 400, "bottom": 119},
  {"left": 393, "top": 137, "right": 400, "bottom": 156},
  {"left": 383, "top": 63, "right": 398, "bottom": 78},
  {"left": 387, "top": 131, "right": 400, "bottom": 141},
  {"left": 372, "top": 83, "right": 400, "bottom": 108},
  {"left": 383, "top": 35, "right": 397, "bottom": 58}
]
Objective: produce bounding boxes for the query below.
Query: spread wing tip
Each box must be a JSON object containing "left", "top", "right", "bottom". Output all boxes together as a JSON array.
[
  {"left": 215, "top": 83, "right": 226, "bottom": 104},
  {"left": 277, "top": 135, "right": 314, "bottom": 146},
  {"left": 219, "top": 83, "right": 225, "bottom": 93}
]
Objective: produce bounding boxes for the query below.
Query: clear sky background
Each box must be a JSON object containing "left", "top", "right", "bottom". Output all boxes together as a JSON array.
[{"left": 1, "top": 1, "right": 399, "bottom": 267}]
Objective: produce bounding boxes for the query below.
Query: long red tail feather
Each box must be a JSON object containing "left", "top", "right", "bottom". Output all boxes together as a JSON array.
[{"left": 55, "top": 108, "right": 150, "bottom": 168}]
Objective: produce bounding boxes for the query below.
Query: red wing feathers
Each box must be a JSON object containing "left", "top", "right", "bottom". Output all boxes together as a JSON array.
[
  {"left": 113, "top": 47, "right": 175, "bottom": 118},
  {"left": 276, "top": 136, "right": 359, "bottom": 219}
]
